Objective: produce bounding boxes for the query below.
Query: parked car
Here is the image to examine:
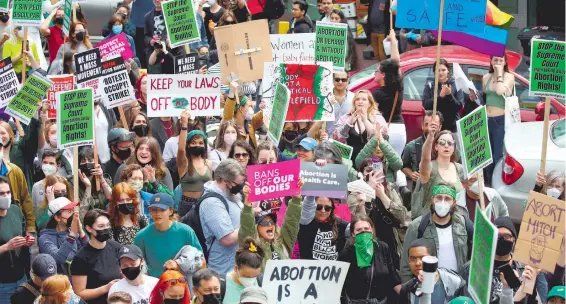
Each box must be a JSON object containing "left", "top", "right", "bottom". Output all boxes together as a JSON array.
[
  {"left": 348, "top": 45, "right": 566, "bottom": 142},
  {"left": 492, "top": 119, "right": 565, "bottom": 223}
]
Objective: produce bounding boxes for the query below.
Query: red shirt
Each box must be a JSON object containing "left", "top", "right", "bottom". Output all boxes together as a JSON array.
[{"left": 48, "top": 26, "right": 65, "bottom": 63}]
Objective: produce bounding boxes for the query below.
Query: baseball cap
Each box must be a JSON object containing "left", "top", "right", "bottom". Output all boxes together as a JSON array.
[
  {"left": 296, "top": 137, "right": 318, "bottom": 151},
  {"left": 119, "top": 244, "right": 143, "bottom": 261},
  {"left": 32, "top": 254, "right": 57, "bottom": 281},
  {"left": 449, "top": 297, "right": 475, "bottom": 304},
  {"left": 148, "top": 193, "right": 175, "bottom": 210},
  {"left": 48, "top": 197, "right": 79, "bottom": 217},
  {"left": 240, "top": 286, "right": 268, "bottom": 304},
  {"left": 548, "top": 286, "right": 566, "bottom": 300},
  {"left": 254, "top": 200, "right": 278, "bottom": 225},
  {"left": 107, "top": 128, "right": 136, "bottom": 146}
]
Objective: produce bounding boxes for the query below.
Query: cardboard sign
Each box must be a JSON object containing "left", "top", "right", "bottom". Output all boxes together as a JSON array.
[
  {"left": 162, "top": 0, "right": 201, "bottom": 48},
  {"left": 62, "top": 0, "right": 72, "bottom": 36},
  {"left": 300, "top": 162, "right": 348, "bottom": 199},
  {"left": 315, "top": 22, "right": 348, "bottom": 72},
  {"left": 330, "top": 139, "right": 353, "bottom": 160},
  {"left": 46, "top": 75, "right": 75, "bottom": 119},
  {"left": 396, "top": 0, "right": 488, "bottom": 34},
  {"left": 215, "top": 19, "right": 273, "bottom": 84},
  {"left": 75, "top": 48, "right": 102, "bottom": 83},
  {"left": 147, "top": 74, "right": 221, "bottom": 117},
  {"left": 174, "top": 53, "right": 200, "bottom": 74},
  {"left": 263, "top": 62, "right": 335, "bottom": 122},
  {"left": 262, "top": 260, "right": 349, "bottom": 304},
  {"left": 56, "top": 88, "right": 94, "bottom": 149},
  {"left": 456, "top": 106, "right": 493, "bottom": 178},
  {"left": 11, "top": 0, "right": 43, "bottom": 26},
  {"left": 94, "top": 33, "right": 135, "bottom": 61},
  {"left": 514, "top": 191, "right": 566, "bottom": 272},
  {"left": 263, "top": 82, "right": 291, "bottom": 145},
  {"left": 100, "top": 57, "right": 135, "bottom": 109},
  {"left": 270, "top": 33, "right": 315, "bottom": 63},
  {"left": 5, "top": 73, "right": 52, "bottom": 124},
  {"left": 468, "top": 203, "right": 497, "bottom": 304},
  {"left": 247, "top": 159, "right": 301, "bottom": 202},
  {"left": 529, "top": 39, "right": 565, "bottom": 98},
  {"left": 0, "top": 58, "right": 21, "bottom": 108}
]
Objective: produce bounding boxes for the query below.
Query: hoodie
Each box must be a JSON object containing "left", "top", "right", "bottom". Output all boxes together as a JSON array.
[
  {"left": 38, "top": 228, "right": 89, "bottom": 276},
  {"left": 288, "top": 16, "right": 314, "bottom": 33},
  {"left": 399, "top": 268, "right": 465, "bottom": 304}
]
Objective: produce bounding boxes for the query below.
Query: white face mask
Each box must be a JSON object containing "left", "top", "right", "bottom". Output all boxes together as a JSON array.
[
  {"left": 469, "top": 181, "right": 480, "bottom": 195},
  {"left": 547, "top": 187, "right": 562, "bottom": 199},
  {"left": 433, "top": 200, "right": 452, "bottom": 218},
  {"left": 245, "top": 108, "right": 254, "bottom": 121},
  {"left": 42, "top": 164, "right": 57, "bottom": 176},
  {"left": 128, "top": 181, "right": 143, "bottom": 192},
  {"left": 49, "top": 136, "right": 58, "bottom": 147},
  {"left": 238, "top": 272, "right": 258, "bottom": 288},
  {"left": 224, "top": 133, "right": 237, "bottom": 146},
  {"left": 0, "top": 196, "right": 11, "bottom": 210}
]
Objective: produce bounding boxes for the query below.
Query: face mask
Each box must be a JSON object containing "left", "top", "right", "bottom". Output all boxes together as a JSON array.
[
  {"left": 245, "top": 108, "right": 254, "bottom": 121},
  {"left": 207, "top": 0, "right": 217, "bottom": 5},
  {"left": 469, "top": 181, "right": 480, "bottom": 195},
  {"left": 79, "top": 163, "right": 95, "bottom": 176},
  {"left": 93, "top": 228, "right": 111, "bottom": 242},
  {"left": 433, "top": 200, "right": 451, "bottom": 218},
  {"left": 224, "top": 133, "right": 237, "bottom": 146},
  {"left": 202, "top": 293, "right": 222, "bottom": 304},
  {"left": 121, "top": 265, "right": 142, "bottom": 281},
  {"left": 42, "top": 164, "right": 58, "bottom": 176},
  {"left": 132, "top": 124, "right": 149, "bottom": 137},
  {"left": 354, "top": 231, "right": 375, "bottom": 268},
  {"left": 0, "top": 196, "right": 11, "bottom": 210},
  {"left": 54, "top": 191, "right": 68, "bottom": 199},
  {"left": 49, "top": 135, "right": 58, "bottom": 147},
  {"left": 298, "top": 128, "right": 308, "bottom": 136},
  {"left": 0, "top": 15, "right": 9, "bottom": 23},
  {"left": 188, "top": 146, "right": 206, "bottom": 156},
  {"left": 229, "top": 182, "right": 244, "bottom": 195},
  {"left": 495, "top": 237, "right": 514, "bottom": 256},
  {"left": 547, "top": 187, "right": 562, "bottom": 199},
  {"left": 284, "top": 130, "right": 298, "bottom": 141},
  {"left": 164, "top": 299, "right": 183, "bottom": 304},
  {"left": 16, "top": 30, "right": 22, "bottom": 37},
  {"left": 112, "top": 25, "right": 123, "bottom": 35},
  {"left": 114, "top": 147, "right": 132, "bottom": 160},
  {"left": 1, "top": 138, "right": 11, "bottom": 148},
  {"left": 238, "top": 274, "right": 258, "bottom": 288},
  {"left": 118, "top": 203, "right": 134, "bottom": 215},
  {"left": 54, "top": 17, "right": 64, "bottom": 25},
  {"left": 62, "top": 214, "right": 73, "bottom": 228},
  {"left": 128, "top": 181, "right": 143, "bottom": 192},
  {"left": 75, "top": 31, "right": 85, "bottom": 42}
]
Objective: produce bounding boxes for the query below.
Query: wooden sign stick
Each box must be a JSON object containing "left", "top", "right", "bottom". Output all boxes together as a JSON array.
[
  {"left": 540, "top": 97, "right": 551, "bottom": 175},
  {"left": 431, "top": 0, "right": 445, "bottom": 118},
  {"left": 22, "top": 28, "right": 29, "bottom": 83}
]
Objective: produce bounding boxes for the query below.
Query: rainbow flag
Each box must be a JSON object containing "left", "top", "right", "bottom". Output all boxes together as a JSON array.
[{"left": 432, "top": 1, "right": 514, "bottom": 57}]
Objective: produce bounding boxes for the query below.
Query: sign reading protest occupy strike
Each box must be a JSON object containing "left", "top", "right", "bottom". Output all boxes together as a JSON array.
[
  {"left": 330, "top": 139, "right": 353, "bottom": 160},
  {"left": 529, "top": 39, "right": 565, "bottom": 98},
  {"left": 162, "top": 0, "right": 200, "bottom": 48},
  {"left": 100, "top": 57, "right": 135, "bottom": 109},
  {"left": 174, "top": 54, "right": 200, "bottom": 74},
  {"left": 11, "top": 0, "right": 43, "bottom": 26},
  {"left": 147, "top": 74, "right": 221, "bottom": 117},
  {"left": 262, "top": 260, "right": 349, "bottom": 304},
  {"left": 62, "top": 0, "right": 72, "bottom": 36},
  {"left": 5, "top": 73, "right": 52, "bottom": 124},
  {"left": 263, "top": 62, "right": 334, "bottom": 121},
  {"left": 514, "top": 191, "right": 565, "bottom": 272},
  {"left": 315, "top": 22, "right": 348, "bottom": 72},
  {"left": 56, "top": 88, "right": 94, "bottom": 149},
  {"left": 456, "top": 106, "right": 493, "bottom": 178},
  {"left": 270, "top": 33, "right": 315, "bottom": 63},
  {"left": 0, "top": 58, "right": 21, "bottom": 108},
  {"left": 247, "top": 159, "right": 300, "bottom": 202},
  {"left": 300, "top": 162, "right": 348, "bottom": 199},
  {"left": 263, "top": 82, "right": 290, "bottom": 145},
  {"left": 94, "top": 33, "right": 135, "bottom": 61},
  {"left": 47, "top": 75, "right": 75, "bottom": 119},
  {"left": 468, "top": 203, "right": 497, "bottom": 304}
]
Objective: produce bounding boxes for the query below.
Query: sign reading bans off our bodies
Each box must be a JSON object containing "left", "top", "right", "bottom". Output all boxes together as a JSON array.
[
  {"left": 56, "top": 88, "right": 94, "bottom": 149},
  {"left": 529, "top": 39, "right": 565, "bottom": 98},
  {"left": 247, "top": 159, "right": 300, "bottom": 202}
]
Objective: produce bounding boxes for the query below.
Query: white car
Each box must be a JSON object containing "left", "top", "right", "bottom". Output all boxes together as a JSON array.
[{"left": 492, "top": 119, "right": 566, "bottom": 223}]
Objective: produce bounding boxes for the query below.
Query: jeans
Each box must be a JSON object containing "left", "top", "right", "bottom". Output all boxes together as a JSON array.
[
  {"left": 0, "top": 275, "right": 26, "bottom": 304},
  {"left": 485, "top": 115, "right": 505, "bottom": 185}
]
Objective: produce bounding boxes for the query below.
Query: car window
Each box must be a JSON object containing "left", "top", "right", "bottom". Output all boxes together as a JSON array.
[
  {"left": 550, "top": 119, "right": 565, "bottom": 148},
  {"left": 348, "top": 64, "right": 378, "bottom": 90},
  {"left": 465, "top": 66, "right": 488, "bottom": 92},
  {"left": 403, "top": 66, "right": 433, "bottom": 101},
  {"left": 514, "top": 79, "right": 543, "bottom": 111}
]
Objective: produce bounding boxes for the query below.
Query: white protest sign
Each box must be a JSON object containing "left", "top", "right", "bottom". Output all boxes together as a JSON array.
[
  {"left": 100, "top": 57, "right": 135, "bottom": 109},
  {"left": 262, "top": 260, "right": 349, "bottom": 304},
  {"left": 0, "top": 57, "right": 21, "bottom": 108},
  {"left": 270, "top": 33, "right": 315, "bottom": 63}
]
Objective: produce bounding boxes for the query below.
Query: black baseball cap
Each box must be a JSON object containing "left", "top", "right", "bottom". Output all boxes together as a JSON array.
[
  {"left": 32, "top": 254, "right": 57, "bottom": 281},
  {"left": 119, "top": 244, "right": 143, "bottom": 260}
]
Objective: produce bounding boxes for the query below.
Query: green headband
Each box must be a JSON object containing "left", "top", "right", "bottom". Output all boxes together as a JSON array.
[
  {"left": 432, "top": 185, "right": 456, "bottom": 199},
  {"left": 187, "top": 130, "right": 208, "bottom": 142},
  {"left": 234, "top": 95, "right": 248, "bottom": 111}
]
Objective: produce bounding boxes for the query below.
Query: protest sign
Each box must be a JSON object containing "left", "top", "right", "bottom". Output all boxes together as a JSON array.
[
  {"left": 0, "top": 58, "right": 21, "bottom": 108},
  {"left": 147, "top": 74, "right": 221, "bottom": 117},
  {"left": 5, "top": 73, "right": 52, "bottom": 124},
  {"left": 247, "top": 159, "right": 300, "bottom": 202},
  {"left": 396, "top": 0, "right": 487, "bottom": 34},
  {"left": 300, "top": 162, "right": 348, "bottom": 199},
  {"left": 468, "top": 203, "right": 497, "bottom": 304},
  {"left": 62, "top": 0, "right": 72, "bottom": 36},
  {"left": 162, "top": 0, "right": 200, "bottom": 48},
  {"left": 100, "top": 57, "right": 135, "bottom": 109},
  {"left": 46, "top": 75, "right": 75, "bottom": 119},
  {"left": 0, "top": 0, "right": 8, "bottom": 12},
  {"left": 330, "top": 139, "right": 353, "bottom": 160},
  {"left": 514, "top": 191, "right": 565, "bottom": 272},
  {"left": 529, "top": 39, "right": 565, "bottom": 98},
  {"left": 456, "top": 106, "right": 493, "bottom": 178},
  {"left": 75, "top": 48, "right": 102, "bottom": 83},
  {"left": 263, "top": 82, "right": 290, "bottom": 145},
  {"left": 315, "top": 22, "right": 348, "bottom": 72},
  {"left": 262, "top": 260, "right": 349, "bottom": 304},
  {"left": 263, "top": 62, "right": 334, "bottom": 122},
  {"left": 56, "top": 88, "right": 94, "bottom": 149},
  {"left": 11, "top": 0, "right": 43, "bottom": 26},
  {"left": 174, "top": 53, "right": 200, "bottom": 74},
  {"left": 270, "top": 33, "right": 315, "bottom": 63},
  {"left": 215, "top": 19, "right": 273, "bottom": 84},
  {"left": 94, "top": 33, "right": 135, "bottom": 61}
]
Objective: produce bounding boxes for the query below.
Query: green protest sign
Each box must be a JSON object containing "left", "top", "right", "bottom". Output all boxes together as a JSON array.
[
  {"left": 62, "top": 0, "right": 72, "bottom": 36},
  {"left": 56, "top": 88, "right": 94, "bottom": 149},
  {"left": 5, "top": 73, "right": 52, "bottom": 124},
  {"left": 456, "top": 106, "right": 493, "bottom": 178},
  {"left": 0, "top": 0, "right": 9, "bottom": 12},
  {"left": 468, "top": 204, "right": 497, "bottom": 304},
  {"left": 12, "top": 0, "right": 43, "bottom": 26},
  {"left": 331, "top": 139, "right": 353, "bottom": 160},
  {"left": 529, "top": 39, "right": 565, "bottom": 98},
  {"left": 314, "top": 22, "right": 348, "bottom": 72},
  {"left": 162, "top": 0, "right": 201, "bottom": 48},
  {"left": 263, "top": 82, "right": 290, "bottom": 145}
]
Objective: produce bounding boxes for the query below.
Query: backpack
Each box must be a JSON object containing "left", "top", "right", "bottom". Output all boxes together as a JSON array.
[
  {"left": 181, "top": 192, "right": 229, "bottom": 261},
  {"left": 258, "top": 0, "right": 285, "bottom": 20},
  {"left": 417, "top": 212, "right": 474, "bottom": 260}
]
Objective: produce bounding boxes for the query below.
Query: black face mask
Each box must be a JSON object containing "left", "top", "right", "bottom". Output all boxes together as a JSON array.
[
  {"left": 298, "top": 128, "right": 308, "bottom": 136},
  {"left": 164, "top": 299, "right": 183, "bottom": 304},
  {"left": 54, "top": 17, "right": 64, "bottom": 25},
  {"left": 121, "top": 265, "right": 142, "bottom": 281},
  {"left": 284, "top": 130, "right": 298, "bottom": 141},
  {"left": 62, "top": 214, "right": 73, "bottom": 228},
  {"left": 1, "top": 139, "right": 11, "bottom": 148},
  {"left": 118, "top": 203, "right": 134, "bottom": 215},
  {"left": 0, "top": 15, "right": 9, "bottom": 23},
  {"left": 93, "top": 228, "right": 111, "bottom": 242},
  {"left": 202, "top": 293, "right": 222, "bottom": 304},
  {"left": 229, "top": 182, "right": 244, "bottom": 195},
  {"left": 114, "top": 147, "right": 132, "bottom": 160},
  {"left": 79, "top": 163, "right": 95, "bottom": 176},
  {"left": 188, "top": 146, "right": 206, "bottom": 156},
  {"left": 54, "top": 191, "right": 68, "bottom": 199},
  {"left": 132, "top": 124, "right": 149, "bottom": 137},
  {"left": 495, "top": 237, "right": 514, "bottom": 256},
  {"left": 75, "top": 31, "right": 85, "bottom": 41}
]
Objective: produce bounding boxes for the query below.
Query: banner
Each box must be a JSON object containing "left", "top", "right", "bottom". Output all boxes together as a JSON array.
[
  {"left": 529, "top": 39, "right": 565, "bottom": 98},
  {"left": 263, "top": 82, "right": 290, "bottom": 145},
  {"left": 11, "top": 0, "right": 43, "bottom": 26},
  {"left": 330, "top": 139, "right": 353, "bottom": 160},
  {"left": 162, "top": 0, "right": 201, "bottom": 48},
  {"left": 46, "top": 75, "right": 75, "bottom": 119},
  {"left": 62, "top": 0, "right": 72, "bottom": 36},
  {"left": 0, "top": 58, "right": 21, "bottom": 108},
  {"left": 514, "top": 191, "right": 565, "bottom": 272},
  {"left": 75, "top": 48, "right": 102, "bottom": 83},
  {"left": 99, "top": 57, "right": 135, "bottom": 109},
  {"left": 56, "top": 88, "right": 94, "bottom": 149},
  {"left": 262, "top": 260, "right": 349, "bottom": 304},
  {"left": 174, "top": 53, "right": 200, "bottom": 74},
  {"left": 315, "top": 22, "right": 348, "bottom": 72},
  {"left": 300, "top": 162, "right": 348, "bottom": 199},
  {"left": 0, "top": 0, "right": 8, "bottom": 12},
  {"left": 94, "top": 33, "right": 135, "bottom": 61},
  {"left": 270, "top": 33, "right": 315, "bottom": 63},
  {"left": 456, "top": 106, "right": 493, "bottom": 178},
  {"left": 5, "top": 73, "right": 52, "bottom": 124},
  {"left": 263, "top": 62, "right": 334, "bottom": 122},
  {"left": 147, "top": 74, "right": 221, "bottom": 117},
  {"left": 247, "top": 159, "right": 300, "bottom": 202},
  {"left": 468, "top": 203, "right": 497, "bottom": 304}
]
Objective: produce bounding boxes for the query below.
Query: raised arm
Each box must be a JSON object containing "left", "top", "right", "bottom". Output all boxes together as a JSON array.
[
  {"left": 177, "top": 109, "right": 190, "bottom": 178},
  {"left": 419, "top": 121, "right": 438, "bottom": 184}
]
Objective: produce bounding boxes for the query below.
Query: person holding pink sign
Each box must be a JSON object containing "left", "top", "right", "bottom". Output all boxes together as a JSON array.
[{"left": 101, "top": 14, "right": 140, "bottom": 67}]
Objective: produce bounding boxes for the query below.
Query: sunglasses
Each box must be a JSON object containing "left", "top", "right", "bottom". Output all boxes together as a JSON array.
[
  {"left": 316, "top": 205, "right": 333, "bottom": 212},
  {"left": 258, "top": 218, "right": 275, "bottom": 226},
  {"left": 234, "top": 153, "right": 249, "bottom": 159},
  {"left": 167, "top": 277, "right": 187, "bottom": 285},
  {"left": 334, "top": 77, "right": 348, "bottom": 82},
  {"left": 437, "top": 139, "right": 455, "bottom": 147}
]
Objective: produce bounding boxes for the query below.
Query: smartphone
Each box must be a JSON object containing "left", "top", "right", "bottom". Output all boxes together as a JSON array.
[
  {"left": 498, "top": 264, "right": 522, "bottom": 289},
  {"left": 25, "top": 40, "right": 30, "bottom": 51},
  {"left": 372, "top": 162, "right": 383, "bottom": 173}
]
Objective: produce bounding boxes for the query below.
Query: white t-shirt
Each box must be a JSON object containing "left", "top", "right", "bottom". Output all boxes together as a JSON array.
[
  {"left": 108, "top": 276, "right": 159, "bottom": 304},
  {"left": 163, "top": 136, "right": 179, "bottom": 162},
  {"left": 436, "top": 225, "right": 458, "bottom": 273},
  {"left": 95, "top": 109, "right": 111, "bottom": 164}
]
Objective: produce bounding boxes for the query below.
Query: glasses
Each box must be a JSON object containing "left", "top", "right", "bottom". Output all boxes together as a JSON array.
[
  {"left": 234, "top": 153, "right": 249, "bottom": 159},
  {"left": 167, "top": 277, "right": 187, "bottom": 285},
  {"left": 258, "top": 218, "right": 275, "bottom": 227},
  {"left": 437, "top": 139, "right": 455, "bottom": 147},
  {"left": 316, "top": 205, "right": 333, "bottom": 212},
  {"left": 334, "top": 78, "right": 348, "bottom": 82},
  {"left": 498, "top": 234, "right": 514, "bottom": 242}
]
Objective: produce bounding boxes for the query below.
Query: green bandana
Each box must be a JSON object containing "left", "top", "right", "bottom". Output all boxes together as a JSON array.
[
  {"left": 354, "top": 232, "right": 375, "bottom": 268},
  {"left": 187, "top": 130, "right": 208, "bottom": 142},
  {"left": 432, "top": 185, "right": 456, "bottom": 199}
]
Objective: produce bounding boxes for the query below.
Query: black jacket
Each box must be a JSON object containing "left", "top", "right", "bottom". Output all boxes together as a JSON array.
[
  {"left": 422, "top": 77, "right": 464, "bottom": 132},
  {"left": 288, "top": 17, "right": 314, "bottom": 34}
]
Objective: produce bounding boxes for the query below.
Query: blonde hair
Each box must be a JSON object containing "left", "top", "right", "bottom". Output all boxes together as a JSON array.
[
  {"left": 0, "top": 121, "right": 15, "bottom": 145},
  {"left": 38, "top": 275, "right": 71, "bottom": 304},
  {"left": 351, "top": 90, "right": 378, "bottom": 117}
]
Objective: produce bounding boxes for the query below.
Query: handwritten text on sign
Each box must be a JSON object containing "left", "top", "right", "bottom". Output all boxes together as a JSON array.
[
  {"left": 47, "top": 75, "right": 75, "bottom": 119},
  {"left": 0, "top": 57, "right": 21, "bottom": 108},
  {"left": 147, "top": 74, "right": 221, "bottom": 117},
  {"left": 247, "top": 159, "right": 300, "bottom": 202},
  {"left": 270, "top": 33, "right": 315, "bottom": 63}
]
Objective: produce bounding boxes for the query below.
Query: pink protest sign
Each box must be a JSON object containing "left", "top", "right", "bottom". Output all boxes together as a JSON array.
[
  {"left": 247, "top": 159, "right": 301, "bottom": 202},
  {"left": 95, "top": 33, "right": 134, "bottom": 61}
]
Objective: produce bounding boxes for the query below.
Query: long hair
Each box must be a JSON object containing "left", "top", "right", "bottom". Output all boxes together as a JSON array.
[
  {"left": 129, "top": 112, "right": 152, "bottom": 138},
  {"left": 43, "top": 120, "right": 57, "bottom": 145},
  {"left": 186, "top": 134, "right": 210, "bottom": 176},
  {"left": 350, "top": 90, "right": 378, "bottom": 117},
  {"left": 214, "top": 120, "right": 237, "bottom": 150},
  {"left": 37, "top": 275, "right": 71, "bottom": 304},
  {"left": 433, "top": 58, "right": 451, "bottom": 79},
  {"left": 106, "top": 14, "right": 124, "bottom": 34},
  {"left": 109, "top": 182, "right": 141, "bottom": 227},
  {"left": 67, "top": 22, "right": 92, "bottom": 49},
  {"left": 315, "top": 197, "right": 340, "bottom": 240},
  {"left": 229, "top": 140, "right": 256, "bottom": 166},
  {"left": 41, "top": 175, "right": 73, "bottom": 210},
  {"left": 135, "top": 73, "right": 147, "bottom": 103},
  {"left": 489, "top": 54, "right": 509, "bottom": 73},
  {"left": 63, "top": 51, "right": 75, "bottom": 74},
  {"left": 432, "top": 130, "right": 458, "bottom": 162},
  {"left": 149, "top": 270, "right": 191, "bottom": 304},
  {"left": 218, "top": 10, "right": 237, "bottom": 26},
  {"left": 0, "top": 121, "right": 15, "bottom": 146},
  {"left": 128, "top": 137, "right": 167, "bottom": 181},
  {"left": 378, "top": 59, "right": 403, "bottom": 92}
]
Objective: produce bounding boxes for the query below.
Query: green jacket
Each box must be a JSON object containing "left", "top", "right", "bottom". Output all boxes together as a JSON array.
[
  {"left": 6, "top": 162, "right": 36, "bottom": 233},
  {"left": 355, "top": 137, "right": 403, "bottom": 183},
  {"left": 238, "top": 197, "right": 302, "bottom": 271},
  {"left": 143, "top": 180, "right": 173, "bottom": 196},
  {"left": 342, "top": 159, "right": 361, "bottom": 182},
  {"left": 10, "top": 118, "right": 41, "bottom": 193},
  {"left": 401, "top": 136, "right": 425, "bottom": 174}
]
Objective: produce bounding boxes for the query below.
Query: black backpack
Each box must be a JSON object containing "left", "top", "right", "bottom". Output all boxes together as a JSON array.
[
  {"left": 181, "top": 192, "right": 229, "bottom": 261},
  {"left": 258, "top": 0, "right": 285, "bottom": 20},
  {"left": 417, "top": 212, "right": 474, "bottom": 260}
]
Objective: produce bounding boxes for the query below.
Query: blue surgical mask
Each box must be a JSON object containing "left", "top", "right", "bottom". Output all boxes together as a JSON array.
[{"left": 112, "top": 25, "right": 123, "bottom": 35}]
